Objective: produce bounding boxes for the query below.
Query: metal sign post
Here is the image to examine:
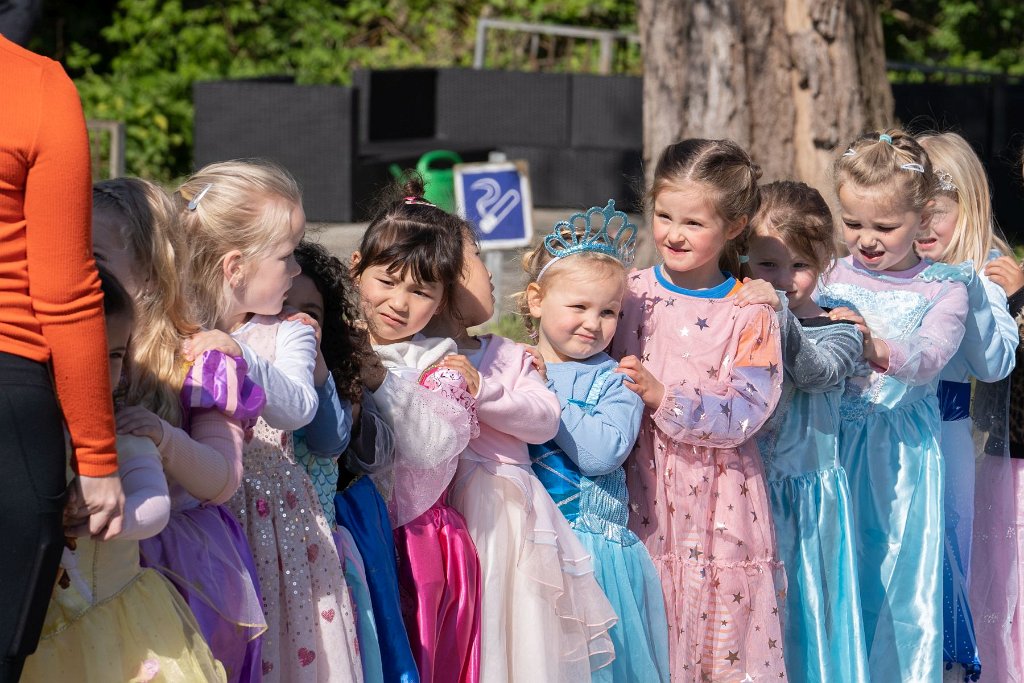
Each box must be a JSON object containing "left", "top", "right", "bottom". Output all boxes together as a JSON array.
[{"left": 454, "top": 160, "right": 534, "bottom": 323}]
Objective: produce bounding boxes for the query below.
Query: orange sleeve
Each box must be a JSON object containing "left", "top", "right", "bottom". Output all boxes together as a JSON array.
[{"left": 24, "top": 61, "right": 118, "bottom": 477}]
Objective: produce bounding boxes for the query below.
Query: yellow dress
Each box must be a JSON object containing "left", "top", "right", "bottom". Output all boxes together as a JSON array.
[{"left": 21, "top": 434, "right": 226, "bottom": 682}]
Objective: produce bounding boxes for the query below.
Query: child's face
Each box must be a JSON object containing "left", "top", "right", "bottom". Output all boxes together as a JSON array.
[
  {"left": 746, "top": 230, "right": 820, "bottom": 318},
  {"left": 234, "top": 204, "right": 305, "bottom": 317},
  {"left": 838, "top": 183, "right": 925, "bottom": 272},
  {"left": 528, "top": 262, "right": 625, "bottom": 363},
  {"left": 93, "top": 208, "right": 143, "bottom": 299},
  {"left": 356, "top": 264, "right": 444, "bottom": 345},
  {"left": 652, "top": 184, "right": 745, "bottom": 283},
  {"left": 449, "top": 239, "right": 495, "bottom": 328},
  {"left": 915, "top": 193, "right": 958, "bottom": 261},
  {"left": 106, "top": 313, "right": 131, "bottom": 391},
  {"left": 285, "top": 273, "right": 324, "bottom": 324}
]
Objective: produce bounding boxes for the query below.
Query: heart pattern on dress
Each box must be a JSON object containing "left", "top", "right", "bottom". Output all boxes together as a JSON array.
[
  {"left": 297, "top": 648, "right": 316, "bottom": 667},
  {"left": 307, "top": 544, "right": 319, "bottom": 563},
  {"left": 321, "top": 608, "right": 335, "bottom": 623},
  {"left": 256, "top": 499, "right": 270, "bottom": 517},
  {"left": 286, "top": 491, "right": 298, "bottom": 509}
]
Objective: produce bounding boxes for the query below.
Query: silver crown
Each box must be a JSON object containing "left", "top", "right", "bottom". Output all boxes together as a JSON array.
[{"left": 543, "top": 199, "right": 637, "bottom": 268}]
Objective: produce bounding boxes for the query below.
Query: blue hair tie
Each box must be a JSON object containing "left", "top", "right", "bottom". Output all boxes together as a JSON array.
[
  {"left": 878, "top": 133, "right": 893, "bottom": 144},
  {"left": 738, "top": 254, "right": 750, "bottom": 264}
]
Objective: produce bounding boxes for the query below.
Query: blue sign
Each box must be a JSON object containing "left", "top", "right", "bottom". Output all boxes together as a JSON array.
[{"left": 454, "top": 161, "right": 534, "bottom": 250}]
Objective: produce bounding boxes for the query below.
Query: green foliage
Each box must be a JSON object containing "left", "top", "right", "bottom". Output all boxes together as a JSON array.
[
  {"left": 63, "top": 0, "right": 635, "bottom": 182},
  {"left": 881, "top": 1, "right": 1024, "bottom": 77},
  {"left": 477, "top": 313, "right": 532, "bottom": 344}
]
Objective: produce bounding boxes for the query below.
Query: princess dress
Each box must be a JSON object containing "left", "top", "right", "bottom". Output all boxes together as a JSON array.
[
  {"left": 610, "top": 268, "right": 786, "bottom": 683},
  {"left": 335, "top": 388, "right": 421, "bottom": 683},
  {"left": 370, "top": 335, "right": 481, "bottom": 683},
  {"left": 448, "top": 334, "right": 617, "bottom": 683},
  {"left": 138, "top": 350, "right": 267, "bottom": 683},
  {"left": 22, "top": 434, "right": 225, "bottom": 682},
  {"left": 817, "top": 257, "right": 968, "bottom": 682},
  {"left": 529, "top": 354, "right": 670, "bottom": 683},
  {"left": 756, "top": 312, "right": 870, "bottom": 683},
  {"left": 229, "top": 315, "right": 362, "bottom": 682}
]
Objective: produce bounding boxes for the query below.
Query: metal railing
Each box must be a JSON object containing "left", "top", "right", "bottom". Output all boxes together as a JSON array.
[{"left": 473, "top": 18, "right": 639, "bottom": 75}]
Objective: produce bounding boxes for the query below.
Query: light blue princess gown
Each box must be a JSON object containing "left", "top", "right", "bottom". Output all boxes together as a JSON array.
[
  {"left": 756, "top": 311, "right": 869, "bottom": 683},
  {"left": 529, "top": 354, "right": 670, "bottom": 683},
  {"left": 817, "top": 257, "right": 968, "bottom": 682}
]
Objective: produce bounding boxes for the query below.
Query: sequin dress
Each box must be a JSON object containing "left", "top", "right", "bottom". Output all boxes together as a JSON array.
[
  {"left": 529, "top": 355, "right": 670, "bottom": 683},
  {"left": 756, "top": 313, "right": 869, "bottom": 683},
  {"left": 229, "top": 315, "right": 362, "bottom": 682},
  {"left": 610, "top": 267, "right": 786, "bottom": 683},
  {"left": 817, "top": 257, "right": 968, "bottom": 682}
]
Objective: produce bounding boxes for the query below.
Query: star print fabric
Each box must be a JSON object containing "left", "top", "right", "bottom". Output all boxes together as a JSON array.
[{"left": 611, "top": 268, "right": 787, "bottom": 682}]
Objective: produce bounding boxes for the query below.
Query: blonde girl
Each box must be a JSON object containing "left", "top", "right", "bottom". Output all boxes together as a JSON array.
[
  {"left": 818, "top": 129, "right": 969, "bottom": 681},
  {"left": 181, "top": 160, "right": 363, "bottom": 682},
  {"left": 520, "top": 201, "right": 670, "bottom": 683},
  {"left": 606, "top": 138, "right": 786, "bottom": 683},
  {"left": 91, "top": 177, "right": 267, "bottom": 683}
]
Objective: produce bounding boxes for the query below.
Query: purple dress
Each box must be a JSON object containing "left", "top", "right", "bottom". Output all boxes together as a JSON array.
[{"left": 139, "top": 350, "right": 267, "bottom": 683}]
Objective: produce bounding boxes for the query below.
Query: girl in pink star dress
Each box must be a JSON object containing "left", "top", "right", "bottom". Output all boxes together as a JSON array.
[{"left": 610, "top": 139, "right": 787, "bottom": 682}]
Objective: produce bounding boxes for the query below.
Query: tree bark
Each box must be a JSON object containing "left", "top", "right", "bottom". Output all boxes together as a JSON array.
[{"left": 635, "top": 0, "right": 893, "bottom": 266}]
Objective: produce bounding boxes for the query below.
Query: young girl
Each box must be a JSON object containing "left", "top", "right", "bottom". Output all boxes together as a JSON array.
[
  {"left": 745, "top": 181, "right": 870, "bottom": 683},
  {"left": 915, "top": 132, "right": 1019, "bottom": 678},
  {"left": 351, "top": 188, "right": 481, "bottom": 683},
  {"left": 22, "top": 268, "right": 225, "bottom": 682},
  {"left": 284, "top": 240, "right": 384, "bottom": 683},
  {"left": 180, "top": 161, "right": 362, "bottom": 682},
  {"left": 91, "top": 177, "right": 267, "bottom": 683},
  {"left": 520, "top": 201, "right": 670, "bottom": 683},
  {"left": 609, "top": 138, "right": 786, "bottom": 682},
  {"left": 817, "top": 129, "right": 969, "bottom": 681},
  {"left": 424, "top": 211, "right": 618, "bottom": 682}
]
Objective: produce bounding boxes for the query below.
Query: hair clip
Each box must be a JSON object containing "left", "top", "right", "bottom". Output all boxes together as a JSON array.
[
  {"left": 537, "top": 199, "right": 637, "bottom": 281},
  {"left": 404, "top": 196, "right": 436, "bottom": 208},
  {"left": 879, "top": 134, "right": 893, "bottom": 144},
  {"left": 187, "top": 183, "right": 213, "bottom": 211},
  {"left": 842, "top": 148, "right": 856, "bottom": 157},
  {"left": 935, "top": 170, "right": 958, "bottom": 194},
  {"left": 738, "top": 254, "right": 750, "bottom": 264},
  {"left": 900, "top": 163, "right": 925, "bottom": 174}
]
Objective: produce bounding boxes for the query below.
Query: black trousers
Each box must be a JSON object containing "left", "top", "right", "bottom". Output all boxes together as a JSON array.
[{"left": 0, "top": 352, "right": 68, "bottom": 682}]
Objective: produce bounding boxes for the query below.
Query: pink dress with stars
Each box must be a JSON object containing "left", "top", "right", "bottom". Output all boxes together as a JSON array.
[
  {"left": 610, "top": 267, "right": 787, "bottom": 683},
  {"left": 229, "top": 315, "right": 362, "bottom": 683}
]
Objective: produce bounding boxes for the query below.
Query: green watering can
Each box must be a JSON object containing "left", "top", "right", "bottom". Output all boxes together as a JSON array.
[{"left": 389, "top": 150, "right": 463, "bottom": 213}]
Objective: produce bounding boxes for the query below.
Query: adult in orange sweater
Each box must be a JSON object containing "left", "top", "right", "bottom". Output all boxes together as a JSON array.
[{"left": 0, "top": 35, "right": 124, "bottom": 681}]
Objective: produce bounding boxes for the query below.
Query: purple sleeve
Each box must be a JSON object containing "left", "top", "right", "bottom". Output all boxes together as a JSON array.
[
  {"left": 885, "top": 281, "right": 968, "bottom": 386},
  {"left": 180, "top": 349, "right": 266, "bottom": 422}
]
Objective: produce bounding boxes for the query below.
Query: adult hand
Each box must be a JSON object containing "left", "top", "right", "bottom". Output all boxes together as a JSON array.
[
  {"left": 616, "top": 354, "right": 665, "bottom": 410},
  {"left": 72, "top": 474, "right": 125, "bottom": 540}
]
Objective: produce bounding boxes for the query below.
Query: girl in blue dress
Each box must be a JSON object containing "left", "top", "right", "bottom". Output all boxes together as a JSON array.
[
  {"left": 745, "top": 181, "right": 870, "bottom": 683},
  {"left": 521, "top": 201, "right": 670, "bottom": 683}
]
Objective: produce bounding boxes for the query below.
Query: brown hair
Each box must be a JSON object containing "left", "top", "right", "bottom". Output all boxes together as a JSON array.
[
  {"left": 647, "top": 139, "right": 762, "bottom": 275},
  {"left": 352, "top": 178, "right": 470, "bottom": 313},
  {"left": 749, "top": 181, "right": 836, "bottom": 275},
  {"left": 833, "top": 128, "right": 936, "bottom": 212}
]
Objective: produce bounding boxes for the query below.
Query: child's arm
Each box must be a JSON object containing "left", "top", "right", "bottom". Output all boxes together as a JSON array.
[
  {"left": 343, "top": 388, "right": 395, "bottom": 475},
  {"left": 473, "top": 344, "right": 561, "bottom": 444},
  {"left": 237, "top": 320, "right": 319, "bottom": 430},
  {"left": 882, "top": 281, "right": 969, "bottom": 386},
  {"left": 155, "top": 411, "right": 245, "bottom": 504},
  {"left": 302, "top": 375, "right": 354, "bottom": 458},
  {"left": 552, "top": 372, "right": 643, "bottom": 477},
  {"left": 956, "top": 274, "right": 1018, "bottom": 382},
  {"left": 110, "top": 434, "right": 171, "bottom": 541},
  {"left": 779, "top": 310, "right": 864, "bottom": 392},
  {"left": 627, "top": 306, "right": 783, "bottom": 449}
]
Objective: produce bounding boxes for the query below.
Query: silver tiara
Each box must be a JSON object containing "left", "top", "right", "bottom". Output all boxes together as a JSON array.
[{"left": 935, "top": 170, "right": 958, "bottom": 194}]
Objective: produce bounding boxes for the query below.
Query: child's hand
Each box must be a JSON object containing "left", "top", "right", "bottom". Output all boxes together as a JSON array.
[
  {"left": 116, "top": 405, "right": 166, "bottom": 445},
  {"left": 282, "top": 308, "right": 323, "bottom": 344},
  {"left": 522, "top": 345, "right": 548, "bottom": 382},
  {"left": 616, "top": 355, "right": 665, "bottom": 410},
  {"left": 440, "top": 354, "right": 481, "bottom": 396},
  {"left": 184, "top": 330, "right": 242, "bottom": 361},
  {"left": 829, "top": 307, "right": 889, "bottom": 369},
  {"left": 984, "top": 256, "right": 1024, "bottom": 297},
  {"left": 735, "top": 278, "right": 782, "bottom": 311},
  {"left": 360, "top": 356, "right": 387, "bottom": 392}
]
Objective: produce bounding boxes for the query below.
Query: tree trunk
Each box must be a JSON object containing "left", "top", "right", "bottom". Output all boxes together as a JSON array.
[{"left": 635, "top": 0, "right": 893, "bottom": 266}]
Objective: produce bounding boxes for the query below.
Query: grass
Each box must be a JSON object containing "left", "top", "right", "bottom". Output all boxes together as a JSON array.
[{"left": 475, "top": 314, "right": 532, "bottom": 344}]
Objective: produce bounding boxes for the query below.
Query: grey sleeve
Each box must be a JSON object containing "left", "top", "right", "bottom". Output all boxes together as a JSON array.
[{"left": 780, "top": 309, "right": 864, "bottom": 393}]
